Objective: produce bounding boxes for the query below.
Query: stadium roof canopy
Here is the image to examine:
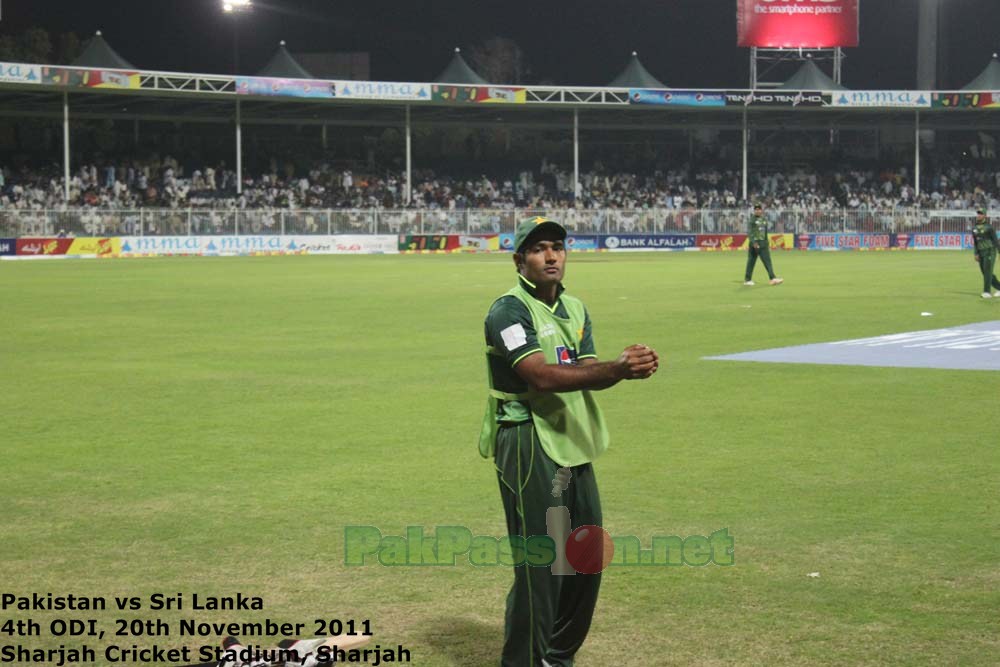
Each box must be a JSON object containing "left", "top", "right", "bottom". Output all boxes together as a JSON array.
[
  {"left": 256, "top": 41, "right": 314, "bottom": 79},
  {"left": 1, "top": 53, "right": 998, "bottom": 132},
  {"left": 607, "top": 52, "right": 666, "bottom": 89},
  {"left": 433, "top": 48, "right": 489, "bottom": 85},
  {"left": 71, "top": 31, "right": 135, "bottom": 70},
  {"left": 2, "top": 87, "right": 967, "bottom": 134},
  {"left": 961, "top": 54, "right": 1000, "bottom": 90},
  {"left": 777, "top": 59, "right": 847, "bottom": 91}
]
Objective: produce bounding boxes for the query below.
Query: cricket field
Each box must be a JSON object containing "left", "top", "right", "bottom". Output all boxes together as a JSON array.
[{"left": 2, "top": 251, "right": 998, "bottom": 666}]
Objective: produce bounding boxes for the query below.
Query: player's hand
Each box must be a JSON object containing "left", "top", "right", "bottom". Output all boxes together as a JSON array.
[
  {"left": 975, "top": 255, "right": 980, "bottom": 262},
  {"left": 616, "top": 344, "right": 659, "bottom": 380},
  {"left": 753, "top": 242, "right": 759, "bottom": 250}
]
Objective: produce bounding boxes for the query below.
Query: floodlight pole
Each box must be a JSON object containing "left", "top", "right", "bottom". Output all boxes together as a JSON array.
[
  {"left": 233, "top": 12, "right": 240, "bottom": 75},
  {"left": 63, "top": 92, "right": 70, "bottom": 202},
  {"left": 573, "top": 109, "right": 580, "bottom": 202},
  {"left": 404, "top": 105, "right": 412, "bottom": 205},
  {"left": 224, "top": 1, "right": 249, "bottom": 196},
  {"left": 741, "top": 108, "right": 749, "bottom": 202},
  {"left": 236, "top": 99, "right": 243, "bottom": 195}
]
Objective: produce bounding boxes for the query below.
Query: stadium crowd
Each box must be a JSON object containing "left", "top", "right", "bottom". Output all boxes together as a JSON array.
[{"left": 1, "top": 155, "right": 999, "bottom": 212}]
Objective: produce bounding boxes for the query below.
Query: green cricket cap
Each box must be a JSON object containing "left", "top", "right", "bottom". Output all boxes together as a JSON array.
[
  {"left": 977, "top": 208, "right": 987, "bottom": 215},
  {"left": 514, "top": 216, "right": 566, "bottom": 253}
]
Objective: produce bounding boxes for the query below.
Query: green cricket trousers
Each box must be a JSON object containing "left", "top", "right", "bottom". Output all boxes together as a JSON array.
[
  {"left": 495, "top": 421, "right": 603, "bottom": 667},
  {"left": 745, "top": 242, "right": 776, "bottom": 281},
  {"left": 977, "top": 250, "right": 1000, "bottom": 292}
]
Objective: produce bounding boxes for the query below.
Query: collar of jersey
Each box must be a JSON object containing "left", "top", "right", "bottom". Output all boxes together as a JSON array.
[{"left": 518, "top": 274, "right": 565, "bottom": 313}]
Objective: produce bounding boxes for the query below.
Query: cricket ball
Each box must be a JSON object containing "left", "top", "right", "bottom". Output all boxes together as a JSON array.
[{"left": 565, "top": 525, "right": 614, "bottom": 574}]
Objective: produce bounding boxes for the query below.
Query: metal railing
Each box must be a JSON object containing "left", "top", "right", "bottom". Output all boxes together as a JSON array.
[{"left": 0, "top": 207, "right": 979, "bottom": 238}]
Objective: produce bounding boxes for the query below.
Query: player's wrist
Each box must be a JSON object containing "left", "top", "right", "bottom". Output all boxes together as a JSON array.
[{"left": 611, "top": 355, "right": 630, "bottom": 381}]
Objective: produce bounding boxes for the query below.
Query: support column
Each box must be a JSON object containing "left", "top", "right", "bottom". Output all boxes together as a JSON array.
[
  {"left": 405, "top": 105, "right": 412, "bottom": 205},
  {"left": 741, "top": 109, "right": 749, "bottom": 202},
  {"left": 236, "top": 99, "right": 243, "bottom": 195},
  {"left": 915, "top": 111, "right": 921, "bottom": 197},
  {"left": 63, "top": 92, "right": 70, "bottom": 202},
  {"left": 573, "top": 109, "right": 580, "bottom": 201}
]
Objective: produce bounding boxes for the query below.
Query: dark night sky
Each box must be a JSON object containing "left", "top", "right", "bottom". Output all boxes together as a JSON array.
[{"left": 3, "top": 0, "right": 1000, "bottom": 89}]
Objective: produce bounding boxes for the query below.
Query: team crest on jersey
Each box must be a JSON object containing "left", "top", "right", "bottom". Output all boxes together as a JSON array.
[{"left": 555, "top": 345, "right": 578, "bottom": 365}]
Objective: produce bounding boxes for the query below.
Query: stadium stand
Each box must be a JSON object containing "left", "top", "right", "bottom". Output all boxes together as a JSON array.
[{"left": 1, "top": 157, "right": 998, "bottom": 213}]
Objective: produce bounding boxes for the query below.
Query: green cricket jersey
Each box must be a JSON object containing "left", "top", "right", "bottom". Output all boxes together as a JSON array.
[
  {"left": 972, "top": 222, "right": 1000, "bottom": 254},
  {"left": 749, "top": 215, "right": 769, "bottom": 243},
  {"left": 483, "top": 275, "right": 596, "bottom": 423},
  {"left": 480, "top": 275, "right": 608, "bottom": 467}
]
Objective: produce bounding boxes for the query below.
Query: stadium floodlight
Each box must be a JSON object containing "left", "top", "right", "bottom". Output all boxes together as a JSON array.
[{"left": 222, "top": 0, "right": 252, "bottom": 12}]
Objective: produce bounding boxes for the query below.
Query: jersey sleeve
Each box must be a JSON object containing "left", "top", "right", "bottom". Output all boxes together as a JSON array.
[
  {"left": 578, "top": 307, "right": 597, "bottom": 360},
  {"left": 485, "top": 296, "right": 542, "bottom": 367}
]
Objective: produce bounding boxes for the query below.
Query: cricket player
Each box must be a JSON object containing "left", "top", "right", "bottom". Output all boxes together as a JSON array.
[
  {"left": 744, "top": 203, "right": 783, "bottom": 286},
  {"left": 479, "top": 216, "right": 659, "bottom": 667},
  {"left": 971, "top": 208, "right": 1000, "bottom": 298}
]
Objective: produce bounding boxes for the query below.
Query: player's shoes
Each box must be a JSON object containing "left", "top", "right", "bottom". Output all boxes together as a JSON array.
[
  {"left": 743, "top": 280, "right": 755, "bottom": 286},
  {"left": 993, "top": 290, "right": 1000, "bottom": 297},
  {"left": 769, "top": 278, "right": 784, "bottom": 285},
  {"left": 982, "top": 292, "right": 992, "bottom": 299}
]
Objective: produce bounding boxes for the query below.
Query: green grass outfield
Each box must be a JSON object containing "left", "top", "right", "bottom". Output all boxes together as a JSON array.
[{"left": 2, "top": 251, "right": 998, "bottom": 666}]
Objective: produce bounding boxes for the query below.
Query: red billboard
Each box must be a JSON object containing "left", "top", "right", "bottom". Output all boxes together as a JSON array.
[
  {"left": 737, "top": 0, "right": 859, "bottom": 48},
  {"left": 16, "top": 238, "right": 73, "bottom": 255}
]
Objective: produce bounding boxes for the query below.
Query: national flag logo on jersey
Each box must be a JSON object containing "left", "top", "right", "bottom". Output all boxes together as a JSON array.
[{"left": 555, "top": 345, "right": 578, "bottom": 365}]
